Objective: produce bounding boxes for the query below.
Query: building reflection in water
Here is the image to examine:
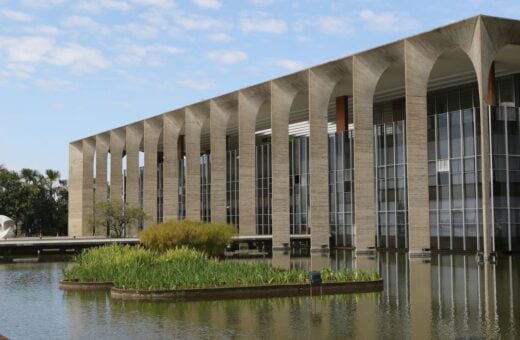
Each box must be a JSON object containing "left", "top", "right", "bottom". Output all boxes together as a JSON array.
[{"left": 62, "top": 251, "right": 519, "bottom": 339}]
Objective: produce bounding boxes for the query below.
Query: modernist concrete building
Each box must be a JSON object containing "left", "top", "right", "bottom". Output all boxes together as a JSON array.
[{"left": 69, "top": 15, "right": 520, "bottom": 256}]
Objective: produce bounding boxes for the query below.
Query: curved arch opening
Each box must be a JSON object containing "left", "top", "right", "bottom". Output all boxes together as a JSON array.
[
  {"left": 371, "top": 61, "right": 407, "bottom": 250},
  {"left": 488, "top": 44, "right": 520, "bottom": 251},
  {"left": 426, "top": 48, "right": 480, "bottom": 251},
  {"left": 327, "top": 74, "right": 355, "bottom": 248}
]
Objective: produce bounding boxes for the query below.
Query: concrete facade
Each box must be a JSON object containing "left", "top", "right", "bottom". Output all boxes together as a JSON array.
[{"left": 68, "top": 15, "right": 520, "bottom": 256}]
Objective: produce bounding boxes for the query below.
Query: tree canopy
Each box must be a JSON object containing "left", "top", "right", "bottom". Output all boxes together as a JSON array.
[
  {"left": 90, "top": 200, "right": 148, "bottom": 238},
  {"left": 0, "top": 165, "right": 68, "bottom": 236}
]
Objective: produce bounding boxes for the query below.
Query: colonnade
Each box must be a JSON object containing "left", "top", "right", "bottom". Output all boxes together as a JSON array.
[{"left": 69, "top": 16, "right": 520, "bottom": 255}]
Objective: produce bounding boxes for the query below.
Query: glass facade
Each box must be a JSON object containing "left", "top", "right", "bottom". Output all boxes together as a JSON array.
[
  {"left": 374, "top": 120, "right": 408, "bottom": 249},
  {"left": 289, "top": 137, "right": 309, "bottom": 235},
  {"left": 328, "top": 130, "right": 355, "bottom": 247},
  {"left": 226, "top": 149, "right": 239, "bottom": 229},
  {"left": 490, "top": 75, "right": 520, "bottom": 252},
  {"left": 255, "top": 143, "right": 272, "bottom": 235},
  {"left": 427, "top": 85, "right": 482, "bottom": 251},
  {"left": 200, "top": 153, "right": 211, "bottom": 222}
]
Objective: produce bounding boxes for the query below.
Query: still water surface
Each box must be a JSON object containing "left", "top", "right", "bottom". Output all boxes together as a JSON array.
[{"left": 0, "top": 251, "right": 519, "bottom": 339}]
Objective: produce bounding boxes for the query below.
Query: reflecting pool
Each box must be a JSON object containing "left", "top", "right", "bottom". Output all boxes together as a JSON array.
[{"left": 0, "top": 252, "right": 518, "bottom": 339}]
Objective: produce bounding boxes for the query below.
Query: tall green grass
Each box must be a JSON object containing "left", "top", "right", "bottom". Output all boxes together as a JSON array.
[
  {"left": 139, "top": 220, "right": 236, "bottom": 256},
  {"left": 63, "top": 244, "right": 380, "bottom": 290}
]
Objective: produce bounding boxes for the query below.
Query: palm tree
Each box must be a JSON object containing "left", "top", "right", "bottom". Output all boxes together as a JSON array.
[{"left": 44, "top": 169, "right": 60, "bottom": 199}]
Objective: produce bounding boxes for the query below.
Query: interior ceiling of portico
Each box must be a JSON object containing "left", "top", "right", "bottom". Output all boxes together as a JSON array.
[
  {"left": 494, "top": 44, "right": 520, "bottom": 76},
  {"left": 428, "top": 49, "right": 476, "bottom": 91}
]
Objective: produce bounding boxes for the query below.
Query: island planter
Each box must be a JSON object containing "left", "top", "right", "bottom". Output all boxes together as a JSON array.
[
  {"left": 110, "top": 279, "right": 383, "bottom": 301},
  {"left": 59, "top": 280, "right": 114, "bottom": 291}
]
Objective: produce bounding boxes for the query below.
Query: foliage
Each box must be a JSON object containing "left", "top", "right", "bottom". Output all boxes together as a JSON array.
[
  {"left": 0, "top": 165, "right": 68, "bottom": 236},
  {"left": 63, "top": 244, "right": 380, "bottom": 290},
  {"left": 139, "top": 220, "right": 236, "bottom": 256},
  {"left": 90, "top": 200, "right": 148, "bottom": 237}
]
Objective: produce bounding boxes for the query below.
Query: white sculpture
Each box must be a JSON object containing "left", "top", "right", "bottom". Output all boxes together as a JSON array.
[{"left": 0, "top": 215, "right": 16, "bottom": 239}]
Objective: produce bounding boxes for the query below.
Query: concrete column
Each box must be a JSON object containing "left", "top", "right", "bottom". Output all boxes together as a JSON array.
[
  {"left": 125, "top": 124, "right": 142, "bottom": 208},
  {"left": 125, "top": 123, "right": 142, "bottom": 236},
  {"left": 95, "top": 134, "right": 109, "bottom": 204},
  {"left": 68, "top": 139, "right": 94, "bottom": 236},
  {"left": 352, "top": 44, "right": 403, "bottom": 251},
  {"left": 472, "top": 17, "right": 495, "bottom": 256},
  {"left": 110, "top": 129, "right": 125, "bottom": 204},
  {"left": 143, "top": 118, "right": 162, "bottom": 227},
  {"left": 238, "top": 88, "right": 265, "bottom": 236},
  {"left": 163, "top": 112, "right": 183, "bottom": 221},
  {"left": 68, "top": 142, "right": 83, "bottom": 236},
  {"left": 352, "top": 56, "right": 377, "bottom": 251},
  {"left": 404, "top": 40, "right": 433, "bottom": 253},
  {"left": 185, "top": 105, "right": 208, "bottom": 220},
  {"left": 271, "top": 81, "right": 293, "bottom": 249},
  {"left": 82, "top": 139, "right": 95, "bottom": 235},
  {"left": 309, "top": 69, "right": 334, "bottom": 251},
  {"left": 210, "top": 99, "right": 234, "bottom": 223}
]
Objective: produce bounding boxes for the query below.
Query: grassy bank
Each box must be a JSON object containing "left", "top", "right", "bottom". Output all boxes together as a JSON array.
[{"left": 63, "top": 244, "right": 380, "bottom": 290}]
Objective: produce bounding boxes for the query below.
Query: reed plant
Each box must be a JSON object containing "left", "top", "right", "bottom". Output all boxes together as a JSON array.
[
  {"left": 64, "top": 244, "right": 380, "bottom": 290},
  {"left": 139, "top": 220, "right": 236, "bottom": 256}
]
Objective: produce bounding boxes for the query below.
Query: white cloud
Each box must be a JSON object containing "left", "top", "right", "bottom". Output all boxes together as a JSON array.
[
  {"left": 115, "top": 23, "right": 160, "bottom": 39},
  {"left": 250, "top": 0, "right": 274, "bottom": 5},
  {"left": 62, "top": 15, "right": 110, "bottom": 34},
  {"left": 240, "top": 12, "right": 286, "bottom": 34},
  {"left": 116, "top": 43, "right": 185, "bottom": 65},
  {"left": 359, "top": 10, "right": 419, "bottom": 33},
  {"left": 0, "top": 9, "right": 33, "bottom": 22},
  {"left": 74, "top": 0, "right": 130, "bottom": 13},
  {"left": 207, "top": 33, "right": 233, "bottom": 42},
  {"left": 207, "top": 49, "right": 247, "bottom": 64},
  {"left": 47, "top": 43, "right": 110, "bottom": 74},
  {"left": 178, "top": 77, "right": 215, "bottom": 90},
  {"left": 191, "top": 0, "right": 221, "bottom": 9},
  {"left": 315, "top": 16, "right": 355, "bottom": 35},
  {"left": 0, "top": 36, "right": 109, "bottom": 76},
  {"left": 23, "top": 25, "right": 61, "bottom": 35},
  {"left": 21, "top": 0, "right": 67, "bottom": 8},
  {"left": 0, "top": 36, "right": 54, "bottom": 64},
  {"left": 270, "top": 58, "right": 305, "bottom": 71},
  {"left": 132, "top": 0, "right": 175, "bottom": 8},
  {"left": 33, "top": 78, "right": 73, "bottom": 90},
  {"left": 174, "top": 12, "right": 232, "bottom": 30}
]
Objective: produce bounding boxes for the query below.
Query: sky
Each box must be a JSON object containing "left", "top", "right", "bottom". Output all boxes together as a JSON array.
[{"left": 1, "top": 0, "right": 519, "bottom": 179}]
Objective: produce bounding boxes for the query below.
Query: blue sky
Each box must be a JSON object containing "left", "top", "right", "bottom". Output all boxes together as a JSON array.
[{"left": 1, "top": 0, "right": 519, "bottom": 178}]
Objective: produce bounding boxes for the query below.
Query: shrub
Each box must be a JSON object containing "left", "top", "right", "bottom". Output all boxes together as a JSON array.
[{"left": 138, "top": 220, "right": 236, "bottom": 256}]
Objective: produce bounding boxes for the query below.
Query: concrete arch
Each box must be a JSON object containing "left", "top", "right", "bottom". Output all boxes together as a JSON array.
[
  {"left": 109, "top": 129, "right": 125, "bottom": 206},
  {"left": 210, "top": 94, "right": 238, "bottom": 223},
  {"left": 95, "top": 133, "right": 109, "bottom": 202},
  {"left": 308, "top": 59, "right": 353, "bottom": 250},
  {"left": 353, "top": 41, "right": 404, "bottom": 251},
  {"left": 163, "top": 110, "right": 185, "bottom": 221},
  {"left": 143, "top": 117, "right": 162, "bottom": 227},
  {"left": 404, "top": 18, "right": 480, "bottom": 253},
  {"left": 271, "top": 71, "right": 308, "bottom": 249},
  {"left": 185, "top": 102, "right": 210, "bottom": 220},
  {"left": 238, "top": 82, "right": 270, "bottom": 236}
]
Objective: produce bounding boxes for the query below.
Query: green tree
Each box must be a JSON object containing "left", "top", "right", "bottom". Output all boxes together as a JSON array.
[
  {"left": 90, "top": 200, "right": 148, "bottom": 238},
  {"left": 0, "top": 166, "right": 68, "bottom": 236}
]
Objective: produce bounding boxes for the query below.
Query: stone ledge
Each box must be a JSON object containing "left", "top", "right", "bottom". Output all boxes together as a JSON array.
[
  {"left": 59, "top": 280, "right": 114, "bottom": 291},
  {"left": 110, "top": 280, "right": 383, "bottom": 301}
]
